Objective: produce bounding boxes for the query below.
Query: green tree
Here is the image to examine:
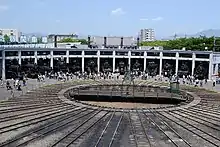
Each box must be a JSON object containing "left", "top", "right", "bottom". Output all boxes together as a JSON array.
[
  {"left": 37, "top": 37, "right": 42, "bottom": 43},
  {"left": 58, "top": 38, "right": 78, "bottom": 43},
  {"left": 78, "top": 39, "right": 88, "bottom": 45},
  {"left": 58, "top": 38, "right": 89, "bottom": 44},
  {"left": 140, "top": 36, "right": 219, "bottom": 51},
  {"left": 3, "top": 34, "right": 10, "bottom": 43}
]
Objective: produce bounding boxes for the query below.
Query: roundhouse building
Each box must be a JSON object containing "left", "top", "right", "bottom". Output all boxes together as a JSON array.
[{"left": 0, "top": 36, "right": 219, "bottom": 80}]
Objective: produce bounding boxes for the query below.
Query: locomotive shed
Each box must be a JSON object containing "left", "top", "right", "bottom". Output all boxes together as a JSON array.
[{"left": 0, "top": 80, "right": 220, "bottom": 147}]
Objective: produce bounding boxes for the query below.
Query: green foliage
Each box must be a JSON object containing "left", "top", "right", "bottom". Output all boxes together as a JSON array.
[
  {"left": 79, "top": 39, "right": 89, "bottom": 45},
  {"left": 58, "top": 38, "right": 88, "bottom": 44},
  {"left": 141, "top": 36, "right": 220, "bottom": 51},
  {"left": 37, "top": 37, "right": 42, "bottom": 43},
  {"left": 3, "top": 34, "right": 10, "bottom": 43}
]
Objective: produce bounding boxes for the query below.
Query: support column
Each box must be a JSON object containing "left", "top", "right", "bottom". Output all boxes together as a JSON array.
[
  {"left": 144, "top": 51, "right": 147, "bottom": 72},
  {"left": 215, "top": 64, "right": 218, "bottom": 75},
  {"left": 2, "top": 51, "right": 5, "bottom": 80},
  {"left": 128, "top": 51, "right": 131, "bottom": 70},
  {"left": 209, "top": 53, "right": 213, "bottom": 80},
  {"left": 175, "top": 52, "right": 179, "bottom": 75},
  {"left": 34, "top": 51, "right": 37, "bottom": 64},
  {"left": 82, "top": 51, "right": 85, "bottom": 72},
  {"left": 159, "top": 52, "right": 163, "bottom": 76},
  {"left": 66, "top": 50, "right": 69, "bottom": 63},
  {"left": 97, "top": 51, "right": 100, "bottom": 73},
  {"left": 113, "top": 51, "right": 115, "bottom": 72},
  {"left": 192, "top": 53, "right": 196, "bottom": 76},
  {"left": 18, "top": 50, "right": 21, "bottom": 65},
  {"left": 50, "top": 50, "right": 53, "bottom": 68}
]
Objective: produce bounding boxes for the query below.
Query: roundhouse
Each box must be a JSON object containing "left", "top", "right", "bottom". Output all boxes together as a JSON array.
[{"left": 0, "top": 36, "right": 219, "bottom": 80}]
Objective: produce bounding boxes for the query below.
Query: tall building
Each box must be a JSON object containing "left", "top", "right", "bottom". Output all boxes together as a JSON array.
[
  {"left": 139, "top": 28, "right": 155, "bottom": 42},
  {"left": 0, "top": 29, "right": 21, "bottom": 42}
]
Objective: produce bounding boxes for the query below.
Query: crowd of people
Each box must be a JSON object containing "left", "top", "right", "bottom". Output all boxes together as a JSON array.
[
  {"left": 39, "top": 70, "right": 212, "bottom": 88},
  {"left": 0, "top": 70, "right": 217, "bottom": 97},
  {"left": 0, "top": 77, "right": 27, "bottom": 91}
]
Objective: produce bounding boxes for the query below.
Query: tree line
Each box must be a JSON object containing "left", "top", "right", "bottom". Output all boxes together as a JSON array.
[
  {"left": 140, "top": 36, "right": 220, "bottom": 51},
  {"left": 58, "top": 38, "right": 88, "bottom": 45}
]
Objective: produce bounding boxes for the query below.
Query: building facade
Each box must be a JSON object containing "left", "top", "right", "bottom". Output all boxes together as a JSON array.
[
  {"left": 0, "top": 46, "right": 217, "bottom": 80},
  {"left": 0, "top": 29, "right": 21, "bottom": 42},
  {"left": 139, "top": 28, "right": 155, "bottom": 42}
]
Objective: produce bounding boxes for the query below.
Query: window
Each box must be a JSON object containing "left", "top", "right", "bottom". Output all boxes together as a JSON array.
[
  {"left": 53, "top": 51, "right": 66, "bottom": 55},
  {"left": 21, "top": 51, "right": 34, "bottom": 56},
  {"left": 179, "top": 53, "right": 192, "bottom": 58},
  {"left": 85, "top": 51, "right": 97, "bottom": 55},
  {"left": 131, "top": 52, "right": 144, "bottom": 56},
  {"left": 37, "top": 51, "right": 50, "bottom": 55},
  {"left": 196, "top": 54, "right": 209, "bottom": 59},
  {"left": 5, "top": 51, "right": 18, "bottom": 57},
  {"left": 69, "top": 51, "right": 82, "bottom": 55},
  {"left": 100, "top": 51, "right": 112, "bottom": 55},
  {"left": 147, "top": 52, "right": 159, "bottom": 56},
  {"left": 115, "top": 51, "right": 128, "bottom": 56},
  {"left": 163, "top": 53, "right": 176, "bottom": 57}
]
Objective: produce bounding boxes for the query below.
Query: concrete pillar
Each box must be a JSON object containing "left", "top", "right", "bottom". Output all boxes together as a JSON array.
[
  {"left": 66, "top": 50, "right": 69, "bottom": 63},
  {"left": 128, "top": 51, "right": 131, "bottom": 70},
  {"left": 209, "top": 53, "right": 213, "bottom": 80},
  {"left": 2, "top": 51, "right": 5, "bottom": 80},
  {"left": 175, "top": 52, "right": 179, "bottom": 75},
  {"left": 215, "top": 64, "right": 219, "bottom": 75},
  {"left": 159, "top": 52, "right": 163, "bottom": 76},
  {"left": 144, "top": 51, "right": 147, "bottom": 72},
  {"left": 82, "top": 51, "right": 85, "bottom": 72},
  {"left": 34, "top": 51, "right": 37, "bottom": 64},
  {"left": 18, "top": 50, "right": 21, "bottom": 65},
  {"left": 192, "top": 53, "right": 196, "bottom": 76},
  {"left": 97, "top": 51, "right": 100, "bottom": 73},
  {"left": 113, "top": 51, "right": 115, "bottom": 72},
  {"left": 50, "top": 50, "right": 53, "bottom": 68}
]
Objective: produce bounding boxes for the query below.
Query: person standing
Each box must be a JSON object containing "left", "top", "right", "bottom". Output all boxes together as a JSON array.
[
  {"left": 23, "top": 79, "right": 26, "bottom": 86},
  {"left": 0, "top": 78, "right": 3, "bottom": 87}
]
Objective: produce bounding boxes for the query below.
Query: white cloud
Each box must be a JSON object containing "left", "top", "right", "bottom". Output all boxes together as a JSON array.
[
  {"left": 111, "top": 8, "right": 126, "bottom": 15},
  {"left": 140, "top": 18, "right": 148, "bottom": 21},
  {"left": 152, "top": 17, "right": 163, "bottom": 21},
  {"left": 0, "top": 5, "right": 9, "bottom": 11}
]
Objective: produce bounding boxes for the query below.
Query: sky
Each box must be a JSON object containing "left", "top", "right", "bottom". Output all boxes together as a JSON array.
[{"left": 1, "top": 0, "right": 220, "bottom": 38}]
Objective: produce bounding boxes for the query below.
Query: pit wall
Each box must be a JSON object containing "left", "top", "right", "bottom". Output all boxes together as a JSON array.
[{"left": 59, "top": 84, "right": 200, "bottom": 112}]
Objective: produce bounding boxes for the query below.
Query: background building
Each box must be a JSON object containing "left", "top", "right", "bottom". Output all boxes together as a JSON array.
[
  {"left": 91, "top": 36, "right": 136, "bottom": 47},
  {"left": 48, "top": 34, "right": 78, "bottom": 43},
  {"left": 0, "top": 29, "right": 21, "bottom": 42},
  {"left": 139, "top": 28, "right": 155, "bottom": 42}
]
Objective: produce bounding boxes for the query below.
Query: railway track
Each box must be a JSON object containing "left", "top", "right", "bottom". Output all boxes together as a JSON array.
[
  {"left": 50, "top": 110, "right": 109, "bottom": 147},
  {"left": 128, "top": 111, "right": 151, "bottom": 147},
  {"left": 0, "top": 79, "right": 220, "bottom": 146}
]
